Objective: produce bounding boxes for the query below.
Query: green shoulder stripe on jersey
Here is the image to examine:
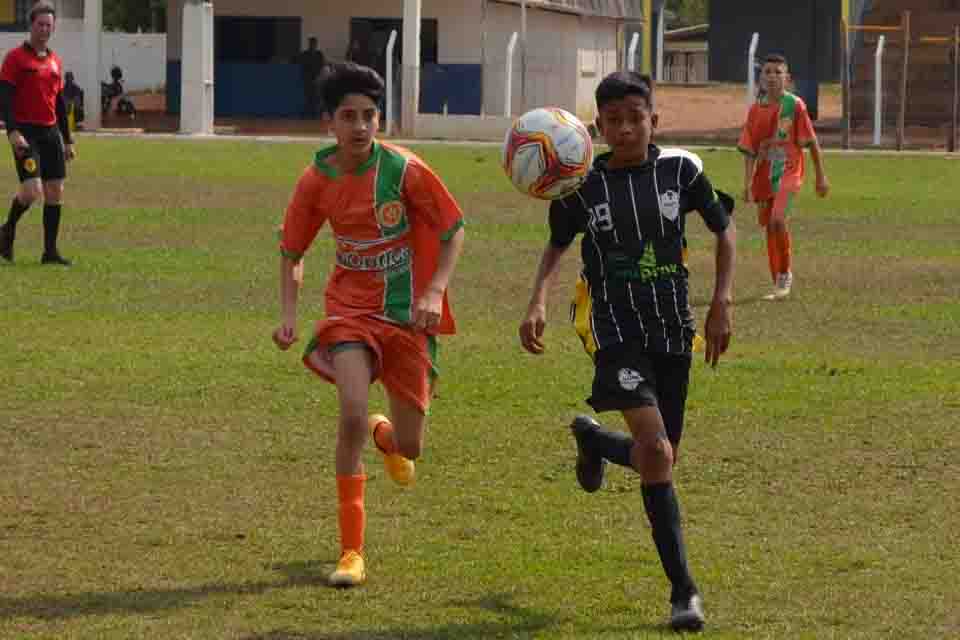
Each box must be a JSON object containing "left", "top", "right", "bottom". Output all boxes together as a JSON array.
[
  {"left": 441, "top": 218, "right": 465, "bottom": 242},
  {"left": 777, "top": 92, "right": 798, "bottom": 140},
  {"left": 384, "top": 267, "right": 413, "bottom": 325},
  {"left": 375, "top": 145, "right": 410, "bottom": 239},
  {"left": 375, "top": 146, "right": 414, "bottom": 326},
  {"left": 769, "top": 92, "right": 798, "bottom": 194}
]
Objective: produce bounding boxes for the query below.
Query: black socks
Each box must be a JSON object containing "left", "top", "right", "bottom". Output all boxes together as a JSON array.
[
  {"left": 6, "top": 197, "right": 29, "bottom": 228},
  {"left": 42, "top": 204, "right": 62, "bottom": 256},
  {"left": 582, "top": 424, "right": 634, "bottom": 467},
  {"left": 642, "top": 482, "right": 698, "bottom": 603}
]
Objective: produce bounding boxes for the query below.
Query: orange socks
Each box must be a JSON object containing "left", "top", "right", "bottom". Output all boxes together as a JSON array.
[
  {"left": 372, "top": 417, "right": 398, "bottom": 455},
  {"left": 336, "top": 474, "right": 366, "bottom": 553},
  {"left": 766, "top": 228, "right": 780, "bottom": 282},
  {"left": 766, "top": 228, "right": 793, "bottom": 282},
  {"left": 780, "top": 229, "right": 792, "bottom": 275}
]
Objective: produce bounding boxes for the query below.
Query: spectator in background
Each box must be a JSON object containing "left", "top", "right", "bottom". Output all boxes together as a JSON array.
[
  {"left": 345, "top": 38, "right": 374, "bottom": 69},
  {"left": 62, "top": 71, "right": 83, "bottom": 123},
  {"left": 294, "top": 37, "right": 327, "bottom": 118}
]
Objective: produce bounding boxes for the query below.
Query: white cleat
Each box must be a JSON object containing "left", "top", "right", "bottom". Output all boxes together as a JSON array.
[
  {"left": 763, "top": 272, "right": 792, "bottom": 300},
  {"left": 670, "top": 593, "right": 705, "bottom": 632}
]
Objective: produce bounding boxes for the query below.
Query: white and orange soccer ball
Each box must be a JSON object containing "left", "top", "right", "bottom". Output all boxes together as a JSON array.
[{"left": 502, "top": 107, "right": 594, "bottom": 201}]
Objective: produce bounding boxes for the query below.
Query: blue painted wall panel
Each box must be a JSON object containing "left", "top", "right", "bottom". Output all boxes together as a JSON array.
[
  {"left": 168, "top": 61, "right": 483, "bottom": 118},
  {"left": 420, "top": 64, "right": 483, "bottom": 115},
  {"left": 167, "top": 61, "right": 305, "bottom": 117}
]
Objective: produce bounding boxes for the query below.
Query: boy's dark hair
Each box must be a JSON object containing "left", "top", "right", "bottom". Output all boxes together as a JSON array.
[
  {"left": 764, "top": 53, "right": 788, "bottom": 67},
  {"left": 596, "top": 71, "right": 654, "bottom": 110},
  {"left": 29, "top": 0, "right": 55, "bottom": 22},
  {"left": 320, "top": 62, "right": 385, "bottom": 114}
]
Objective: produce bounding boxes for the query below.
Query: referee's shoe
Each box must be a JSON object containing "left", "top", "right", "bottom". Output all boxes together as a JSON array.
[{"left": 41, "top": 251, "right": 71, "bottom": 266}]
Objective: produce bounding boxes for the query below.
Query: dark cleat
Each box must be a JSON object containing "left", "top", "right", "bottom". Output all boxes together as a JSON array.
[
  {"left": 570, "top": 415, "right": 607, "bottom": 493},
  {"left": 670, "top": 593, "right": 705, "bottom": 632},
  {"left": 0, "top": 223, "right": 13, "bottom": 262},
  {"left": 41, "top": 252, "right": 72, "bottom": 266}
]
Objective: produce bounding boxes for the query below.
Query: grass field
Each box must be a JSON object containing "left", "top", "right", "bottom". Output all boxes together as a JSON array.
[{"left": 1, "top": 137, "right": 958, "bottom": 639}]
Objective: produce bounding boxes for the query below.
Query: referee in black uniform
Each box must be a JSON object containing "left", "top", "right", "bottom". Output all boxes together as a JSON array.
[
  {"left": 0, "top": 1, "right": 77, "bottom": 265},
  {"left": 520, "top": 71, "right": 736, "bottom": 632}
]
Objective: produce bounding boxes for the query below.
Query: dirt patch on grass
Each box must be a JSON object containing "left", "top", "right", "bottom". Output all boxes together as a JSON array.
[{"left": 107, "top": 85, "right": 958, "bottom": 150}]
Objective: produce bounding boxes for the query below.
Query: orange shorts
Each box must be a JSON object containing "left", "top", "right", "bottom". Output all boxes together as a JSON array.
[
  {"left": 302, "top": 315, "right": 438, "bottom": 414},
  {"left": 757, "top": 189, "right": 797, "bottom": 227}
]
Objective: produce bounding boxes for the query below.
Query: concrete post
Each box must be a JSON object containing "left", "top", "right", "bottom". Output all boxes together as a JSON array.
[{"left": 401, "top": 0, "right": 421, "bottom": 136}]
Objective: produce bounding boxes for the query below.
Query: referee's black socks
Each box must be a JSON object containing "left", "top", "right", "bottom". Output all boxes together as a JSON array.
[
  {"left": 6, "top": 197, "right": 29, "bottom": 228},
  {"left": 642, "top": 482, "right": 698, "bottom": 604},
  {"left": 42, "top": 204, "right": 62, "bottom": 256}
]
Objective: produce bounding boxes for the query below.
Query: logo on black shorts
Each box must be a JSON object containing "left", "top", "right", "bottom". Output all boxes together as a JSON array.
[
  {"left": 23, "top": 158, "right": 37, "bottom": 174},
  {"left": 618, "top": 368, "right": 645, "bottom": 391}
]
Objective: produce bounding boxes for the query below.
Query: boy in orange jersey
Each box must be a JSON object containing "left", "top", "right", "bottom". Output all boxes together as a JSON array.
[
  {"left": 272, "top": 63, "right": 465, "bottom": 588},
  {"left": 738, "top": 53, "right": 829, "bottom": 299}
]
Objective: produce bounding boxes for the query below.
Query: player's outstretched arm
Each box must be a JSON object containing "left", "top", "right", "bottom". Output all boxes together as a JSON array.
[
  {"left": 273, "top": 255, "right": 301, "bottom": 350},
  {"left": 519, "top": 243, "right": 568, "bottom": 355},
  {"left": 705, "top": 221, "right": 736, "bottom": 368},
  {"left": 412, "top": 226, "right": 465, "bottom": 332}
]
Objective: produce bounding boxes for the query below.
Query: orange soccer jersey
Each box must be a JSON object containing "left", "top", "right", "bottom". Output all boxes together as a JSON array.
[
  {"left": 280, "top": 141, "right": 465, "bottom": 335},
  {"left": 738, "top": 91, "right": 817, "bottom": 202}
]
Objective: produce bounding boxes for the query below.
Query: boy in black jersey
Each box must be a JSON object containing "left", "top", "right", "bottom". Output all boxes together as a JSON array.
[{"left": 519, "top": 71, "right": 736, "bottom": 632}]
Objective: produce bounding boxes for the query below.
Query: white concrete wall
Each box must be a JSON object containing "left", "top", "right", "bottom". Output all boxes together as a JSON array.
[
  {"left": 575, "top": 16, "right": 619, "bottom": 123},
  {"left": 101, "top": 32, "right": 167, "bottom": 90},
  {"left": 415, "top": 113, "right": 513, "bottom": 141},
  {"left": 59, "top": 0, "right": 84, "bottom": 19},
  {"left": 0, "top": 22, "right": 166, "bottom": 91},
  {"left": 481, "top": 1, "right": 579, "bottom": 117}
]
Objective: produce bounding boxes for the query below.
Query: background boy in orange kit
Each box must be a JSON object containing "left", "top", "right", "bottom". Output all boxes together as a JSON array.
[{"left": 738, "top": 53, "right": 829, "bottom": 299}]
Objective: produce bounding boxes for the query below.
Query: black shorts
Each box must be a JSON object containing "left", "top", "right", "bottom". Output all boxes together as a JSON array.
[
  {"left": 587, "top": 343, "right": 692, "bottom": 446},
  {"left": 11, "top": 124, "right": 66, "bottom": 182}
]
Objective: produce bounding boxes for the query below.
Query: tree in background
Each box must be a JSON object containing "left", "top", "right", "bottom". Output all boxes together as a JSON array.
[
  {"left": 104, "top": 0, "right": 166, "bottom": 32},
  {"left": 665, "top": 0, "right": 708, "bottom": 28}
]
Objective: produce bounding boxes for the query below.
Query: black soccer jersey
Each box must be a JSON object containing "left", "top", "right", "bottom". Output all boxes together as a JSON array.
[{"left": 549, "top": 145, "right": 731, "bottom": 355}]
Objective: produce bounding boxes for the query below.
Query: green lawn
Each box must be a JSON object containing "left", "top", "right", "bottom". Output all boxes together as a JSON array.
[{"left": 1, "top": 137, "right": 957, "bottom": 639}]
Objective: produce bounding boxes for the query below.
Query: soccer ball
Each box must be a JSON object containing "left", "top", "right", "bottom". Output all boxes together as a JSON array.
[{"left": 502, "top": 107, "right": 594, "bottom": 200}]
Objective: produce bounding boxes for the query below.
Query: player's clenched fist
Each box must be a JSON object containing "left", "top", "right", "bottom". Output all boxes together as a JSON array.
[{"left": 272, "top": 324, "right": 298, "bottom": 350}]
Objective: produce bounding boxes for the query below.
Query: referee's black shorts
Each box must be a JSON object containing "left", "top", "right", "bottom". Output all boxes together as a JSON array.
[
  {"left": 587, "top": 343, "right": 692, "bottom": 447},
  {"left": 11, "top": 123, "right": 66, "bottom": 183}
]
